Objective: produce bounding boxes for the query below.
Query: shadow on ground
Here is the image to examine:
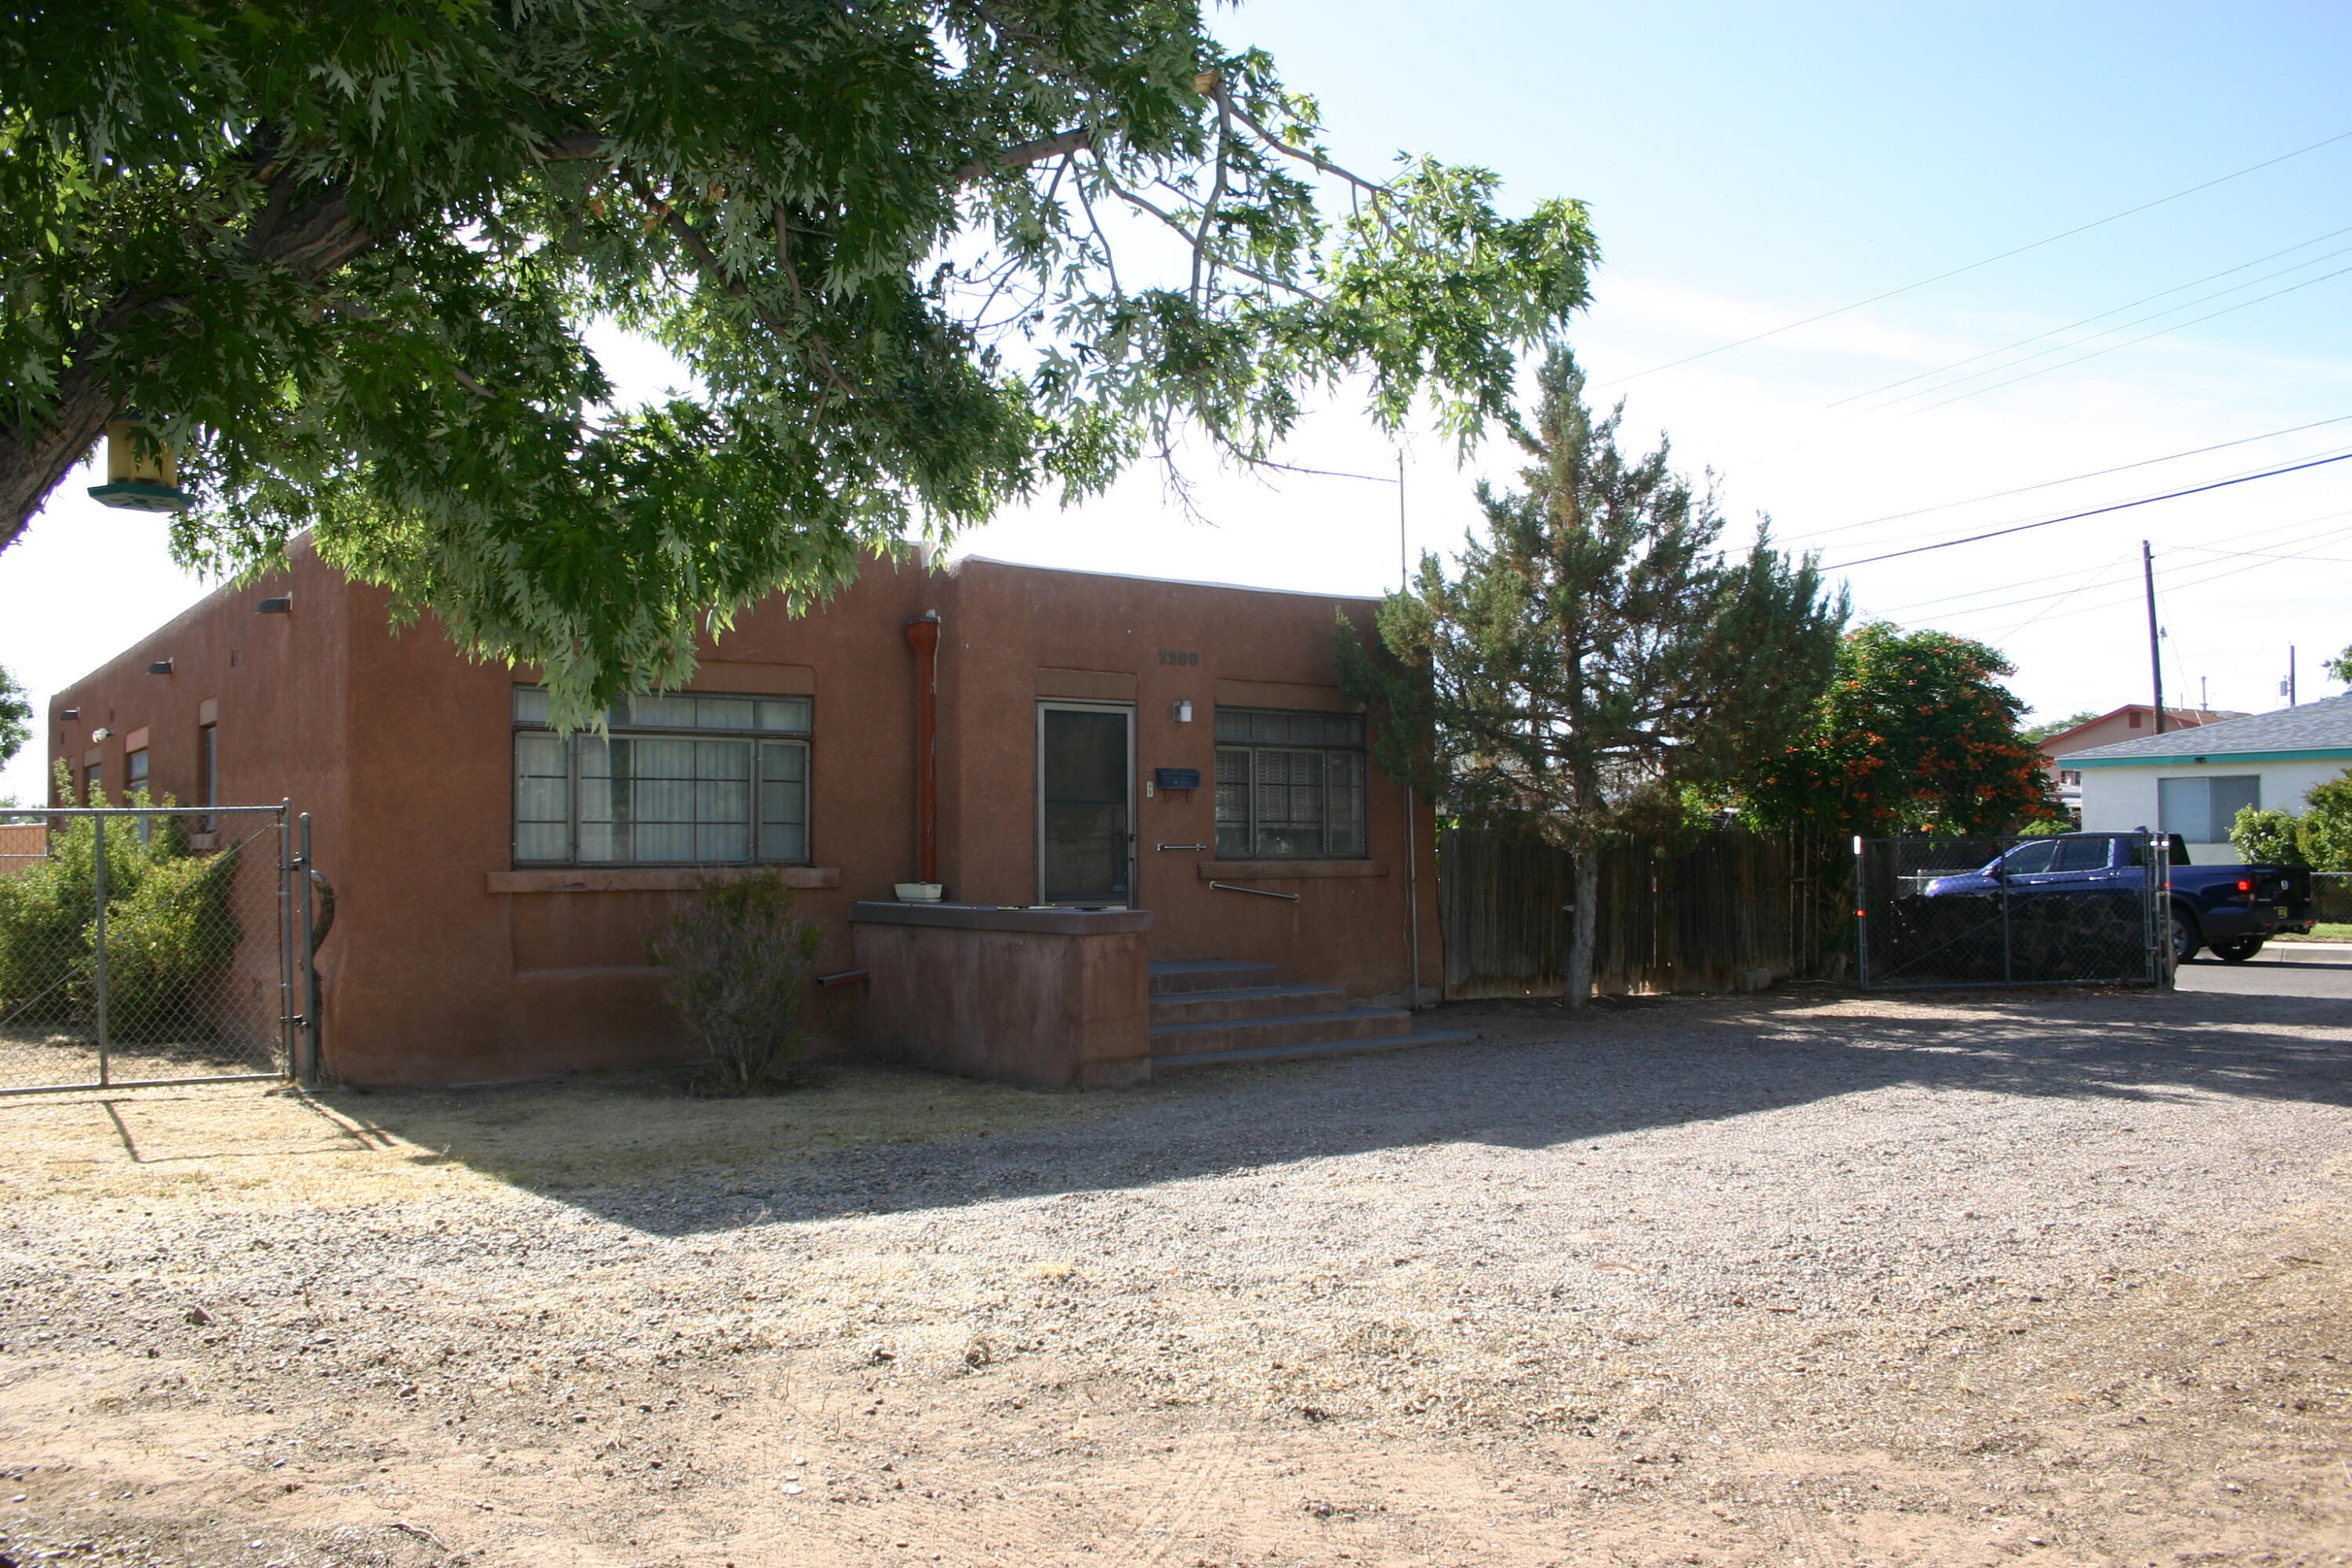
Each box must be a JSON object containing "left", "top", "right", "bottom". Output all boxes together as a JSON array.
[{"left": 284, "top": 978, "right": 2352, "bottom": 1239}]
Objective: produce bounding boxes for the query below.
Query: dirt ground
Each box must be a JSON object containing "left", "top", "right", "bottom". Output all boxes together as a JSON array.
[{"left": 1, "top": 984, "right": 2348, "bottom": 1568}]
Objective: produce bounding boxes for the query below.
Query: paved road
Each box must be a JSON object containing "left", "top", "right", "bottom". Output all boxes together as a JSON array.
[{"left": 2176, "top": 939, "right": 2352, "bottom": 1000}]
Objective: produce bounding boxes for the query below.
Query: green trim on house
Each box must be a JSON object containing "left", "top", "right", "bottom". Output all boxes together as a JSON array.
[{"left": 2070, "top": 747, "right": 2352, "bottom": 768}]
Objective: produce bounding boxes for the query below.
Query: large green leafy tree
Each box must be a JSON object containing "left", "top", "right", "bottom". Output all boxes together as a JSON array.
[
  {"left": 1338, "top": 347, "right": 1846, "bottom": 1007},
  {"left": 1741, "top": 622, "right": 2057, "bottom": 837},
  {"left": 0, "top": 1, "right": 1595, "bottom": 717}
]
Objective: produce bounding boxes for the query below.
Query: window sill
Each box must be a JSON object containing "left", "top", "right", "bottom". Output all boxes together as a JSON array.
[
  {"left": 488, "top": 866, "right": 840, "bottom": 894},
  {"left": 1196, "top": 859, "right": 1388, "bottom": 880}
]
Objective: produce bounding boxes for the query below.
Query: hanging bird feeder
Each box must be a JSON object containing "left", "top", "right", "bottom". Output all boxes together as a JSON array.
[{"left": 87, "top": 417, "right": 191, "bottom": 512}]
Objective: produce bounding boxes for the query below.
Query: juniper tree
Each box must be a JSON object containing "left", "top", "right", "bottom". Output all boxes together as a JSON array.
[
  {"left": 0, "top": 1, "right": 1596, "bottom": 720},
  {"left": 1338, "top": 347, "right": 1845, "bottom": 1007}
]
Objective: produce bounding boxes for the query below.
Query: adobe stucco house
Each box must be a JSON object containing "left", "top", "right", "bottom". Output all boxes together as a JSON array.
[
  {"left": 2059, "top": 693, "right": 2352, "bottom": 862},
  {"left": 48, "top": 546, "right": 1453, "bottom": 1088}
]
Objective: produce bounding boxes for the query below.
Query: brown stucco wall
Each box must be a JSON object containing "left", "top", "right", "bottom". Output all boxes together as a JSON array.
[{"left": 51, "top": 549, "right": 1438, "bottom": 1087}]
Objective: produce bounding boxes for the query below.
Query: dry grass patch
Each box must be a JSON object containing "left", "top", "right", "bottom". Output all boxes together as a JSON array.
[{"left": 0, "top": 1058, "right": 1154, "bottom": 1211}]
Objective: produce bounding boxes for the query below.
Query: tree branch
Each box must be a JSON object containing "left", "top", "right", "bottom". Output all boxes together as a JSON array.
[{"left": 956, "top": 127, "right": 1092, "bottom": 183}]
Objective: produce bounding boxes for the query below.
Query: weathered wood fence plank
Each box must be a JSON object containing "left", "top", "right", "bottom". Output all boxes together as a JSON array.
[{"left": 1439, "top": 826, "right": 1842, "bottom": 1000}]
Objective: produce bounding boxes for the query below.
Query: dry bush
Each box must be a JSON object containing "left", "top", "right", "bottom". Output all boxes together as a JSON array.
[{"left": 653, "top": 873, "right": 822, "bottom": 1094}]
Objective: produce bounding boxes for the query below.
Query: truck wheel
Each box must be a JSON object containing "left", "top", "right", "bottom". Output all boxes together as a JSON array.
[
  {"left": 2212, "top": 936, "right": 2266, "bottom": 964},
  {"left": 2171, "top": 908, "right": 2201, "bottom": 965}
]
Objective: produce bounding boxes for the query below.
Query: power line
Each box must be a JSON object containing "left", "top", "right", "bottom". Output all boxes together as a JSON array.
[
  {"left": 1824, "top": 450, "right": 2352, "bottom": 569},
  {"left": 1863, "top": 243, "right": 2352, "bottom": 411},
  {"left": 2013, "top": 522, "right": 2352, "bottom": 630},
  {"left": 1900, "top": 263, "right": 2352, "bottom": 415},
  {"left": 1860, "top": 482, "right": 2352, "bottom": 613},
  {"left": 1827, "top": 221, "right": 2352, "bottom": 409},
  {"left": 1915, "top": 512, "right": 2352, "bottom": 624},
  {"left": 1780, "top": 412, "right": 2352, "bottom": 546},
  {"left": 1595, "top": 126, "right": 2352, "bottom": 389}
]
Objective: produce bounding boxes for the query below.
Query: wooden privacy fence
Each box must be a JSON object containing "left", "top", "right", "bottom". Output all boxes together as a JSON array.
[{"left": 1438, "top": 826, "right": 1846, "bottom": 1000}]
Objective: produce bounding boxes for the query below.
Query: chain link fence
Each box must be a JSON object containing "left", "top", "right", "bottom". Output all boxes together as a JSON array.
[
  {"left": 0, "top": 805, "right": 317, "bottom": 1093},
  {"left": 1855, "top": 832, "right": 2166, "bottom": 990},
  {"left": 2310, "top": 871, "right": 2352, "bottom": 927}
]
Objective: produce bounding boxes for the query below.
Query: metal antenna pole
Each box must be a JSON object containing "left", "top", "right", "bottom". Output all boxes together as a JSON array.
[
  {"left": 2143, "top": 541, "right": 2167, "bottom": 734},
  {"left": 1399, "top": 446, "right": 1423, "bottom": 1011}
]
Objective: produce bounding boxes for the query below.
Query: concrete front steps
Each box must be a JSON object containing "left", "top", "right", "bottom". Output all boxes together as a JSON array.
[{"left": 1147, "top": 960, "right": 1471, "bottom": 1070}]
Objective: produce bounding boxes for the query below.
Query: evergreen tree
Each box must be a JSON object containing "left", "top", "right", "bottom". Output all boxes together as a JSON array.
[{"left": 1338, "top": 347, "right": 1845, "bottom": 1007}]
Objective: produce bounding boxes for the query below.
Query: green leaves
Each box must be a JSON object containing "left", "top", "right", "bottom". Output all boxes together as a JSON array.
[
  {"left": 1740, "top": 622, "right": 2058, "bottom": 837},
  {"left": 3, "top": 1, "right": 1595, "bottom": 717}
]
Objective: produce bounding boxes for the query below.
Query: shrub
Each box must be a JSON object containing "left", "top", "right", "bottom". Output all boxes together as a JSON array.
[
  {"left": 654, "top": 872, "right": 822, "bottom": 1094},
  {"left": 2303, "top": 769, "right": 2352, "bottom": 873},
  {"left": 2230, "top": 805, "right": 2310, "bottom": 867},
  {"left": 0, "top": 768, "right": 238, "bottom": 1037},
  {"left": 104, "top": 848, "right": 242, "bottom": 1040}
]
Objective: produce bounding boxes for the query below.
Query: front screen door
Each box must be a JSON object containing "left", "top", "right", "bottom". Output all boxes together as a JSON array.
[{"left": 1038, "top": 703, "right": 1134, "bottom": 905}]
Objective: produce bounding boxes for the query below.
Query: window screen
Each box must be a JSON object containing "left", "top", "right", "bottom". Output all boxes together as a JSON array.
[
  {"left": 2158, "top": 775, "right": 2260, "bottom": 844},
  {"left": 512, "top": 686, "right": 812, "bottom": 866},
  {"left": 1213, "top": 707, "right": 1368, "bottom": 858}
]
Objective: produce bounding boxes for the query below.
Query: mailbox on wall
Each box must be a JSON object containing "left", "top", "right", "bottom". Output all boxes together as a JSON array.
[{"left": 1153, "top": 768, "right": 1202, "bottom": 791}]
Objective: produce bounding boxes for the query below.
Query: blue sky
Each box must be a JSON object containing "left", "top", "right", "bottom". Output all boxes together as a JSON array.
[{"left": 6, "top": 1, "right": 2351, "bottom": 800}]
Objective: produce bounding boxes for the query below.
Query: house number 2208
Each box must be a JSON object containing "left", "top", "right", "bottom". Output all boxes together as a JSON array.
[{"left": 1156, "top": 650, "right": 1200, "bottom": 666}]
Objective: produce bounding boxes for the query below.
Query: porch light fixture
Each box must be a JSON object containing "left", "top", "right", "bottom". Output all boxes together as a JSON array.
[
  {"left": 91, "top": 728, "right": 112, "bottom": 742},
  {"left": 87, "top": 417, "right": 192, "bottom": 513},
  {"left": 1171, "top": 699, "right": 1194, "bottom": 723},
  {"left": 147, "top": 659, "right": 174, "bottom": 675},
  {"left": 255, "top": 596, "right": 292, "bottom": 614}
]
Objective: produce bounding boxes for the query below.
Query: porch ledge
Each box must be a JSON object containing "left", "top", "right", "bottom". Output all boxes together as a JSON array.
[
  {"left": 851, "top": 900, "right": 1153, "bottom": 935},
  {"left": 488, "top": 866, "right": 841, "bottom": 894},
  {"left": 1196, "top": 859, "right": 1388, "bottom": 880}
]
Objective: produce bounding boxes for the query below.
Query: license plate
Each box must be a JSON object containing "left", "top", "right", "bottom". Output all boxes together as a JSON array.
[{"left": 2277, "top": 906, "right": 2291, "bottom": 919}]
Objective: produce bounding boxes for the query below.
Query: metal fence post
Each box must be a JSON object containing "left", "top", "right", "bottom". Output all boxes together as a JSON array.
[
  {"left": 92, "top": 814, "right": 108, "bottom": 1087},
  {"left": 298, "top": 812, "right": 320, "bottom": 1084},
  {"left": 275, "top": 803, "right": 294, "bottom": 1076},
  {"left": 1852, "top": 835, "right": 1863, "bottom": 989}
]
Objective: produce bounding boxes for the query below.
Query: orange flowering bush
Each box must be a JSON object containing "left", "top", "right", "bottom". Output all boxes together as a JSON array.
[{"left": 1740, "top": 622, "right": 2058, "bottom": 837}]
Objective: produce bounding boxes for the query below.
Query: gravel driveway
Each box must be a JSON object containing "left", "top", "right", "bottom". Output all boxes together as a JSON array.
[{"left": 2, "top": 984, "right": 2347, "bottom": 1567}]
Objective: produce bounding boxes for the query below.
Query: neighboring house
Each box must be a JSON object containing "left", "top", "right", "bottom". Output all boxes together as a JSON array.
[
  {"left": 48, "top": 545, "right": 1444, "bottom": 1087},
  {"left": 2057, "top": 694, "right": 2352, "bottom": 862},
  {"left": 2035, "top": 706, "right": 2242, "bottom": 826}
]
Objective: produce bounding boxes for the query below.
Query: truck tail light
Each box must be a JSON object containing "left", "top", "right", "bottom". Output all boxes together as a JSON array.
[{"left": 2235, "top": 877, "right": 2253, "bottom": 894}]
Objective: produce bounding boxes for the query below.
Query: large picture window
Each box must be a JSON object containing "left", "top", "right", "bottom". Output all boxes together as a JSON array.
[
  {"left": 1214, "top": 707, "right": 1367, "bottom": 858},
  {"left": 513, "top": 687, "right": 812, "bottom": 866},
  {"left": 2157, "top": 774, "right": 2259, "bottom": 845}
]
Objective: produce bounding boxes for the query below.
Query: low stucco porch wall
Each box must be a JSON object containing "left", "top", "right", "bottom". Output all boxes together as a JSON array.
[{"left": 850, "top": 902, "right": 1152, "bottom": 1089}]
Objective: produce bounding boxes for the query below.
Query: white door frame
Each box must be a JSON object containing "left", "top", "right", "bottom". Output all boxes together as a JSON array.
[{"left": 1035, "top": 699, "right": 1137, "bottom": 906}]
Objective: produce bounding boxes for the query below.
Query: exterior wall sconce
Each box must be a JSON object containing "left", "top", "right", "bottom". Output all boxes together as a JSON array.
[
  {"left": 88, "top": 418, "right": 192, "bottom": 513},
  {"left": 255, "top": 596, "right": 292, "bottom": 614},
  {"left": 147, "top": 659, "right": 174, "bottom": 675},
  {"left": 1171, "top": 699, "right": 1194, "bottom": 723},
  {"left": 91, "top": 728, "right": 112, "bottom": 743}
]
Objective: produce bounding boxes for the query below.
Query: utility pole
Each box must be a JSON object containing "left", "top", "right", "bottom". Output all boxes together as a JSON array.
[
  {"left": 2289, "top": 645, "right": 2298, "bottom": 707},
  {"left": 2143, "top": 540, "right": 2166, "bottom": 735}
]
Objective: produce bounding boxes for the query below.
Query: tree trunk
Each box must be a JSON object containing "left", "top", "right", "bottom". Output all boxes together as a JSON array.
[{"left": 1565, "top": 846, "right": 1599, "bottom": 1009}]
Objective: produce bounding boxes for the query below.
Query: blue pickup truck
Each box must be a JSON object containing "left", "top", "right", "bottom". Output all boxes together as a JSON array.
[{"left": 1922, "top": 832, "right": 2314, "bottom": 964}]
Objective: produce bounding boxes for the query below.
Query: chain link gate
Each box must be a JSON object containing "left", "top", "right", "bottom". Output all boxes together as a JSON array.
[
  {"left": 1854, "top": 831, "right": 2169, "bottom": 990},
  {"left": 0, "top": 804, "right": 321, "bottom": 1094}
]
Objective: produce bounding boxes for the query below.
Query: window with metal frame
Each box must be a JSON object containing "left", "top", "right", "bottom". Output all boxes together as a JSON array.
[
  {"left": 2157, "top": 775, "right": 2260, "bottom": 844},
  {"left": 511, "top": 687, "right": 812, "bottom": 866},
  {"left": 1213, "top": 707, "right": 1367, "bottom": 858}
]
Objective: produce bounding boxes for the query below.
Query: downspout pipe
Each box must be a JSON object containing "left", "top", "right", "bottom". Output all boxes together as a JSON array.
[{"left": 905, "top": 613, "right": 941, "bottom": 884}]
